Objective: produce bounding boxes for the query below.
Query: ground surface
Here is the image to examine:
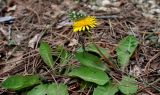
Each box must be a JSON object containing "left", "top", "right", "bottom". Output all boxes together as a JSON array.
[{"left": 0, "top": 0, "right": 160, "bottom": 95}]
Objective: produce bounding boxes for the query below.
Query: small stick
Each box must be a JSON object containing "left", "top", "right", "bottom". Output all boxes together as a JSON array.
[{"left": 144, "top": 52, "right": 160, "bottom": 74}]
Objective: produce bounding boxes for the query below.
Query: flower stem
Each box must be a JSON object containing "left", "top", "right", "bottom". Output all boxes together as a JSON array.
[
  {"left": 78, "top": 32, "right": 86, "bottom": 52},
  {"left": 86, "top": 31, "right": 117, "bottom": 70}
]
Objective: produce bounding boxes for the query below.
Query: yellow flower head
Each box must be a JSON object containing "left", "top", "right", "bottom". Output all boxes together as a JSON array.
[{"left": 73, "top": 16, "right": 97, "bottom": 32}]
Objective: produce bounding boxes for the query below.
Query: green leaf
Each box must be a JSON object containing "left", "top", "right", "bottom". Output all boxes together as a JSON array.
[
  {"left": 39, "top": 42, "right": 54, "bottom": 68},
  {"left": 93, "top": 82, "right": 118, "bottom": 95},
  {"left": 47, "top": 83, "right": 68, "bottom": 95},
  {"left": 57, "top": 45, "right": 70, "bottom": 65},
  {"left": 2, "top": 75, "right": 41, "bottom": 91},
  {"left": 27, "top": 83, "right": 69, "bottom": 95},
  {"left": 77, "top": 44, "right": 110, "bottom": 58},
  {"left": 27, "top": 84, "right": 48, "bottom": 95},
  {"left": 68, "top": 66, "right": 109, "bottom": 85},
  {"left": 60, "top": 50, "right": 70, "bottom": 64},
  {"left": 116, "top": 35, "right": 138, "bottom": 69},
  {"left": 75, "top": 52, "right": 107, "bottom": 71},
  {"left": 118, "top": 76, "right": 138, "bottom": 95}
]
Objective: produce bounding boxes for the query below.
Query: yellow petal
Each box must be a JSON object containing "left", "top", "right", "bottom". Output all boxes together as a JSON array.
[
  {"left": 74, "top": 28, "right": 78, "bottom": 32},
  {"left": 82, "top": 27, "right": 85, "bottom": 31},
  {"left": 73, "top": 16, "right": 97, "bottom": 32},
  {"left": 86, "top": 26, "right": 89, "bottom": 30}
]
